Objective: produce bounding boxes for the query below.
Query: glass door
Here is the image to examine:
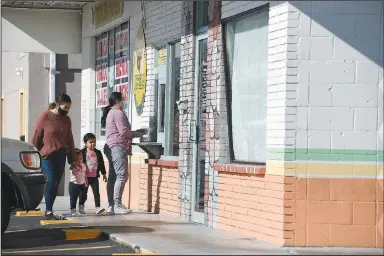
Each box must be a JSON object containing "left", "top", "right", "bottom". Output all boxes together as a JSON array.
[{"left": 191, "top": 34, "right": 208, "bottom": 224}]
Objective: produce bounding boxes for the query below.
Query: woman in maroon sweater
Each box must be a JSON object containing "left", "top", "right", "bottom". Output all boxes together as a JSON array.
[{"left": 31, "top": 93, "right": 77, "bottom": 220}]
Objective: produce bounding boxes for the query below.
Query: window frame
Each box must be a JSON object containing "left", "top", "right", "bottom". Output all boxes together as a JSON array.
[
  {"left": 194, "top": 1, "right": 209, "bottom": 35},
  {"left": 154, "top": 41, "right": 181, "bottom": 158},
  {"left": 222, "top": 4, "right": 269, "bottom": 165}
]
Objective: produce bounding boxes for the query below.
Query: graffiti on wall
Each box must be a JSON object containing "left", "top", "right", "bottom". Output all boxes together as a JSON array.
[{"left": 133, "top": 26, "right": 147, "bottom": 116}]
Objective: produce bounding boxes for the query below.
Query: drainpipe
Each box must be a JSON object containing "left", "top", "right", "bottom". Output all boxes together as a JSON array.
[{"left": 49, "top": 54, "right": 56, "bottom": 103}]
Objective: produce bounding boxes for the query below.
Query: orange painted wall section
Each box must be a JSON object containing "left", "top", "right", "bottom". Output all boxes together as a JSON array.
[
  {"left": 216, "top": 173, "right": 295, "bottom": 246},
  {"left": 215, "top": 172, "right": 383, "bottom": 248},
  {"left": 294, "top": 178, "right": 383, "bottom": 248},
  {"left": 139, "top": 164, "right": 180, "bottom": 218}
]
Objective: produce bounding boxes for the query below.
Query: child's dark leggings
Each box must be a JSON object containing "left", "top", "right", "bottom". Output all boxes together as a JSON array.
[
  {"left": 86, "top": 177, "right": 101, "bottom": 208},
  {"left": 68, "top": 182, "right": 87, "bottom": 210}
]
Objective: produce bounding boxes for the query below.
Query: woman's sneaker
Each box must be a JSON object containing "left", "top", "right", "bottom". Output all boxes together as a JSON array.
[
  {"left": 107, "top": 206, "right": 114, "bottom": 214},
  {"left": 115, "top": 203, "right": 132, "bottom": 214},
  {"left": 45, "top": 212, "right": 67, "bottom": 220},
  {"left": 96, "top": 207, "right": 105, "bottom": 215},
  {"left": 78, "top": 205, "right": 86, "bottom": 214},
  {"left": 70, "top": 209, "right": 77, "bottom": 216}
]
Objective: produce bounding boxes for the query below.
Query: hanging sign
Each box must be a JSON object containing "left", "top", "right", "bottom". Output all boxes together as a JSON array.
[
  {"left": 93, "top": 0, "right": 124, "bottom": 29},
  {"left": 114, "top": 84, "right": 129, "bottom": 101},
  {"left": 96, "top": 63, "right": 108, "bottom": 84},
  {"left": 96, "top": 87, "right": 108, "bottom": 108},
  {"left": 96, "top": 38, "right": 108, "bottom": 60},
  {"left": 133, "top": 26, "right": 147, "bottom": 116},
  {"left": 115, "top": 56, "right": 129, "bottom": 79}
]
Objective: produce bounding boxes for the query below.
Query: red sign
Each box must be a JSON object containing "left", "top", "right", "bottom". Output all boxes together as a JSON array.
[
  {"left": 96, "top": 63, "right": 108, "bottom": 84},
  {"left": 96, "top": 87, "right": 108, "bottom": 108},
  {"left": 115, "top": 57, "right": 128, "bottom": 79},
  {"left": 96, "top": 38, "right": 108, "bottom": 60},
  {"left": 114, "top": 84, "right": 129, "bottom": 101}
]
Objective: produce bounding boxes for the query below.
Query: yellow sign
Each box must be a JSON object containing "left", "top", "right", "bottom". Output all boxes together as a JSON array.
[
  {"left": 158, "top": 49, "right": 167, "bottom": 66},
  {"left": 93, "top": 0, "right": 123, "bottom": 29},
  {"left": 133, "top": 26, "right": 147, "bottom": 116}
]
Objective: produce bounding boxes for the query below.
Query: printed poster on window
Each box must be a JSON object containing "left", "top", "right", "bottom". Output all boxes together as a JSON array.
[
  {"left": 114, "top": 84, "right": 129, "bottom": 101},
  {"left": 96, "top": 63, "right": 108, "bottom": 84},
  {"left": 115, "top": 29, "right": 129, "bottom": 54},
  {"left": 115, "top": 56, "right": 129, "bottom": 79},
  {"left": 96, "top": 87, "right": 108, "bottom": 108},
  {"left": 96, "top": 38, "right": 108, "bottom": 60},
  {"left": 133, "top": 26, "right": 147, "bottom": 116},
  {"left": 158, "top": 49, "right": 167, "bottom": 66}
]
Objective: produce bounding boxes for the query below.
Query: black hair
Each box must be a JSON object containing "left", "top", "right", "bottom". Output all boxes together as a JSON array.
[
  {"left": 83, "top": 133, "right": 96, "bottom": 144},
  {"left": 57, "top": 93, "right": 72, "bottom": 105},
  {"left": 101, "top": 92, "right": 123, "bottom": 128},
  {"left": 75, "top": 148, "right": 81, "bottom": 154}
]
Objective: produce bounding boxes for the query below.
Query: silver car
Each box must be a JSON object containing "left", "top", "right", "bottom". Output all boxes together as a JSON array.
[{"left": 1, "top": 137, "right": 47, "bottom": 234}]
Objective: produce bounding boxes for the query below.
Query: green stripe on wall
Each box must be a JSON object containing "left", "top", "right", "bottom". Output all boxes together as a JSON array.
[{"left": 267, "top": 148, "right": 384, "bottom": 163}]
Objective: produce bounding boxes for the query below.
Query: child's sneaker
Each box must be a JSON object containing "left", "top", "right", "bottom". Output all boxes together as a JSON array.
[
  {"left": 79, "top": 205, "right": 86, "bottom": 214},
  {"left": 107, "top": 206, "right": 114, "bottom": 214},
  {"left": 70, "top": 209, "right": 77, "bottom": 216},
  {"left": 96, "top": 207, "right": 105, "bottom": 215}
]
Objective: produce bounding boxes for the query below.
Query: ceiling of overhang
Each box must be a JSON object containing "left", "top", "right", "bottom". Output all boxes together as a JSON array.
[{"left": 1, "top": 0, "right": 95, "bottom": 11}]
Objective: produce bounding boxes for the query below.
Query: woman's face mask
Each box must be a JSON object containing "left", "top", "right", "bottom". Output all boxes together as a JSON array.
[{"left": 58, "top": 102, "right": 71, "bottom": 116}]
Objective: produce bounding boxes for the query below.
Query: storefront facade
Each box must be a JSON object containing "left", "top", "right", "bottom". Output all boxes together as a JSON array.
[{"left": 80, "top": 0, "right": 383, "bottom": 248}]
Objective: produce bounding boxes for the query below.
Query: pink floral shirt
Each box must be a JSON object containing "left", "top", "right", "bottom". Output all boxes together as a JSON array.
[{"left": 86, "top": 151, "right": 98, "bottom": 178}]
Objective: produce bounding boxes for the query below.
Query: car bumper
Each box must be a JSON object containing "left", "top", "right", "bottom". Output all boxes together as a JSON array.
[{"left": 10, "top": 172, "right": 47, "bottom": 210}]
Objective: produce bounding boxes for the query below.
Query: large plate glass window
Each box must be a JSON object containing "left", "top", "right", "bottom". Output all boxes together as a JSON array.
[
  {"left": 95, "top": 22, "right": 129, "bottom": 141},
  {"left": 224, "top": 8, "right": 269, "bottom": 163}
]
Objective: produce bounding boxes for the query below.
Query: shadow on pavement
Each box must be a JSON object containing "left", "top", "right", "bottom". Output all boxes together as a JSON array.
[{"left": 1, "top": 227, "right": 109, "bottom": 250}]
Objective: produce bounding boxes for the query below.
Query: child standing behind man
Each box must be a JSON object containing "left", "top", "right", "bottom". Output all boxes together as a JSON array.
[{"left": 80, "top": 133, "right": 108, "bottom": 214}]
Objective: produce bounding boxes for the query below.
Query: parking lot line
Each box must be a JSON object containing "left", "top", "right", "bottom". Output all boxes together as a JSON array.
[
  {"left": 2, "top": 245, "right": 113, "bottom": 254},
  {"left": 40, "top": 219, "right": 79, "bottom": 225},
  {"left": 64, "top": 228, "right": 102, "bottom": 241},
  {"left": 15, "top": 211, "right": 45, "bottom": 217},
  {"left": 4, "top": 229, "right": 27, "bottom": 233}
]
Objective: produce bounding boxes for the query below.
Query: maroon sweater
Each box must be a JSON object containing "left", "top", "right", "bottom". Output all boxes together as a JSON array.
[{"left": 31, "top": 111, "right": 76, "bottom": 164}]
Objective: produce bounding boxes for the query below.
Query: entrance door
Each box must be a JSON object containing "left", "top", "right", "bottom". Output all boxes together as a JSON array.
[{"left": 191, "top": 34, "right": 208, "bottom": 224}]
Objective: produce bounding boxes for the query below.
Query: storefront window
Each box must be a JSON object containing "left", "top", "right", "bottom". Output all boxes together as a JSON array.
[
  {"left": 224, "top": 9, "right": 269, "bottom": 163},
  {"left": 154, "top": 42, "right": 181, "bottom": 157},
  {"left": 195, "top": 1, "right": 209, "bottom": 34},
  {"left": 95, "top": 22, "right": 129, "bottom": 141}
]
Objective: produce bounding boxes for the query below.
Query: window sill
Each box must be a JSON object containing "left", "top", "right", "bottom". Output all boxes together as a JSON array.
[
  {"left": 148, "top": 159, "right": 179, "bottom": 168},
  {"left": 213, "top": 163, "right": 266, "bottom": 175}
]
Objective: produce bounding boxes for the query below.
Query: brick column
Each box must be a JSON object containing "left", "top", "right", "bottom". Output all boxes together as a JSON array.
[
  {"left": 178, "top": 0, "right": 195, "bottom": 220},
  {"left": 266, "top": 2, "right": 299, "bottom": 177}
]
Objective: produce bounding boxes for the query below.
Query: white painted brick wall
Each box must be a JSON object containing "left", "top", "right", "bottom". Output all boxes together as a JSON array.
[{"left": 291, "top": 0, "right": 383, "bottom": 152}]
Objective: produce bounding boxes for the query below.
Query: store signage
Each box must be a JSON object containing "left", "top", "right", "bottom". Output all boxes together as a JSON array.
[
  {"left": 133, "top": 26, "right": 147, "bottom": 116},
  {"left": 158, "top": 49, "right": 167, "bottom": 66},
  {"left": 96, "top": 63, "right": 108, "bottom": 84},
  {"left": 96, "top": 87, "right": 108, "bottom": 108},
  {"left": 115, "top": 56, "right": 128, "bottom": 79},
  {"left": 115, "top": 29, "right": 129, "bottom": 54},
  {"left": 96, "top": 38, "right": 108, "bottom": 60},
  {"left": 93, "top": 0, "right": 124, "bottom": 29},
  {"left": 114, "top": 84, "right": 129, "bottom": 101}
]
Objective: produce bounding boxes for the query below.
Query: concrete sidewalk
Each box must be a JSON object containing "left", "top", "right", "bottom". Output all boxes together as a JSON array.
[{"left": 41, "top": 196, "right": 383, "bottom": 255}]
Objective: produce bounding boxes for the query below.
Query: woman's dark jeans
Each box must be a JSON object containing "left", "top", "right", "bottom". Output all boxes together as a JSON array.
[{"left": 41, "top": 148, "right": 67, "bottom": 212}]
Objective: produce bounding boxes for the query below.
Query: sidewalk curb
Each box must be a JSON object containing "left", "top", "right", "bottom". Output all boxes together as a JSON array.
[{"left": 103, "top": 232, "right": 156, "bottom": 254}]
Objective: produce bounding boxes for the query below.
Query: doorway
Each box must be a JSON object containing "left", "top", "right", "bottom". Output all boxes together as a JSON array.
[{"left": 191, "top": 34, "right": 208, "bottom": 224}]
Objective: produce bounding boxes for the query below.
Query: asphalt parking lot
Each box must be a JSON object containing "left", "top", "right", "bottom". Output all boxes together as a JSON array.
[{"left": 1, "top": 213, "right": 136, "bottom": 255}]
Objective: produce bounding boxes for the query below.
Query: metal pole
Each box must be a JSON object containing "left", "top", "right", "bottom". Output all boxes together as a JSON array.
[{"left": 49, "top": 53, "right": 56, "bottom": 103}]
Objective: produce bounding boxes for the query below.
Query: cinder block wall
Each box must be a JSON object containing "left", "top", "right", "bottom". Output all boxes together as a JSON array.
[{"left": 291, "top": 0, "right": 383, "bottom": 247}]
